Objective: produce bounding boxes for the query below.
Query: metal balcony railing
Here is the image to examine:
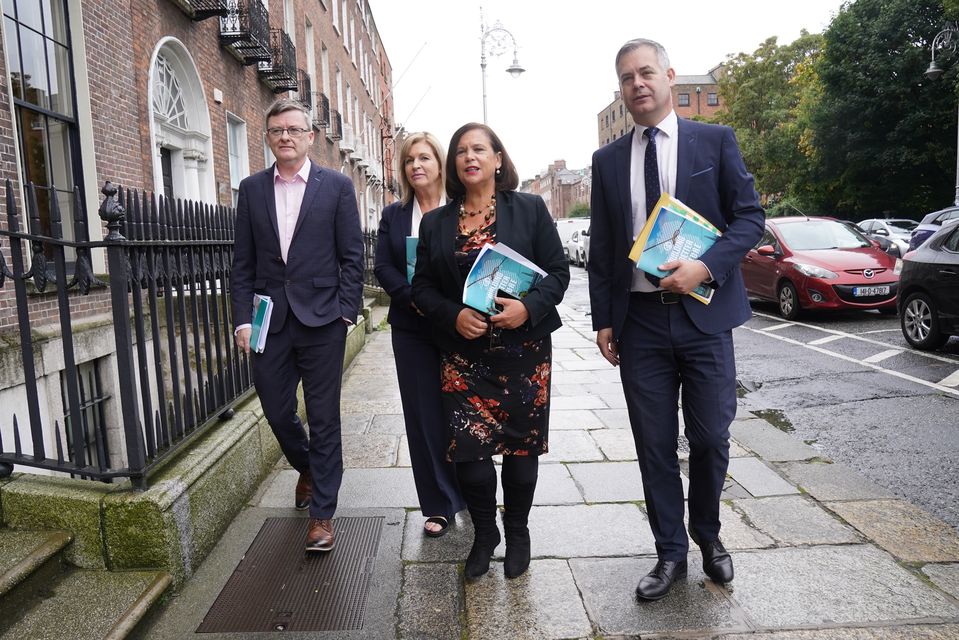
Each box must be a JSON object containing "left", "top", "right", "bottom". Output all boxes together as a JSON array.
[
  {"left": 219, "top": 0, "right": 271, "bottom": 65},
  {"left": 297, "top": 70, "right": 312, "bottom": 110},
  {"left": 258, "top": 29, "right": 298, "bottom": 93},
  {"left": 328, "top": 110, "right": 342, "bottom": 141},
  {"left": 167, "top": 0, "right": 228, "bottom": 20},
  {"left": 313, "top": 92, "right": 330, "bottom": 129}
]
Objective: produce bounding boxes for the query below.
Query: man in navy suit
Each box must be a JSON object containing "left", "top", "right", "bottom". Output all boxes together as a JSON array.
[
  {"left": 231, "top": 99, "right": 364, "bottom": 552},
  {"left": 587, "top": 39, "right": 764, "bottom": 600}
]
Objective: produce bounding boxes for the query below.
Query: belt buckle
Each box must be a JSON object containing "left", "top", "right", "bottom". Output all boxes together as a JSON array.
[{"left": 660, "top": 291, "right": 679, "bottom": 304}]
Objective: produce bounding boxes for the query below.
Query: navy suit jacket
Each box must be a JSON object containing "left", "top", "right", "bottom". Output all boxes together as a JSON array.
[
  {"left": 230, "top": 161, "right": 364, "bottom": 333},
  {"left": 373, "top": 199, "right": 429, "bottom": 332},
  {"left": 587, "top": 118, "right": 765, "bottom": 337},
  {"left": 411, "top": 190, "right": 570, "bottom": 352}
]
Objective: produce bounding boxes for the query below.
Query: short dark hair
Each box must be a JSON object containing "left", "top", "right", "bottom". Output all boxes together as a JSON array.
[
  {"left": 445, "top": 123, "right": 519, "bottom": 200},
  {"left": 264, "top": 98, "right": 311, "bottom": 129}
]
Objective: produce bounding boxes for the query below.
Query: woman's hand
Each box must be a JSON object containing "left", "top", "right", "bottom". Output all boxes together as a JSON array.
[
  {"left": 490, "top": 297, "right": 529, "bottom": 330},
  {"left": 456, "top": 308, "right": 489, "bottom": 339}
]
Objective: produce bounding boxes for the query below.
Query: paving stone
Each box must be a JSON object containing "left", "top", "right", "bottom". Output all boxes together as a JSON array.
[
  {"left": 732, "top": 495, "right": 860, "bottom": 546},
  {"left": 528, "top": 504, "right": 656, "bottom": 557},
  {"left": 716, "top": 501, "right": 776, "bottom": 550},
  {"left": 340, "top": 412, "right": 372, "bottom": 434},
  {"left": 776, "top": 461, "right": 894, "bottom": 501},
  {"left": 549, "top": 394, "right": 609, "bottom": 411},
  {"left": 730, "top": 545, "right": 959, "bottom": 627},
  {"left": 546, "top": 430, "right": 604, "bottom": 462},
  {"left": 589, "top": 429, "right": 637, "bottom": 461},
  {"left": 728, "top": 441, "right": 750, "bottom": 458},
  {"left": 396, "top": 435, "right": 412, "bottom": 466},
  {"left": 398, "top": 563, "right": 463, "bottom": 640},
  {"left": 730, "top": 417, "right": 820, "bottom": 461},
  {"left": 721, "top": 477, "right": 754, "bottom": 501},
  {"left": 401, "top": 511, "right": 486, "bottom": 562},
  {"left": 570, "top": 556, "right": 745, "bottom": 637},
  {"left": 500, "top": 463, "right": 583, "bottom": 506},
  {"left": 718, "top": 624, "right": 959, "bottom": 640},
  {"left": 338, "top": 467, "right": 420, "bottom": 508},
  {"left": 594, "top": 408, "right": 632, "bottom": 429},
  {"left": 255, "top": 469, "right": 303, "bottom": 508},
  {"left": 342, "top": 434, "right": 399, "bottom": 468},
  {"left": 825, "top": 500, "right": 959, "bottom": 563},
  {"left": 560, "top": 359, "right": 615, "bottom": 371},
  {"left": 595, "top": 392, "right": 627, "bottom": 409},
  {"left": 547, "top": 409, "right": 605, "bottom": 431},
  {"left": 367, "top": 413, "right": 408, "bottom": 434},
  {"left": 922, "top": 563, "right": 959, "bottom": 599},
  {"left": 727, "top": 457, "right": 799, "bottom": 497},
  {"left": 465, "top": 559, "right": 592, "bottom": 640},
  {"left": 568, "top": 461, "right": 661, "bottom": 503}
]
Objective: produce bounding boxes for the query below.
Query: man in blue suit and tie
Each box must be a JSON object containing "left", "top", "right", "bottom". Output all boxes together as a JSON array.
[
  {"left": 587, "top": 39, "right": 765, "bottom": 600},
  {"left": 231, "top": 99, "right": 364, "bottom": 552}
]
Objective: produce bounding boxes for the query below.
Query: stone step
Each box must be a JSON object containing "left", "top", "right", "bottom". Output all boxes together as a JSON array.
[
  {"left": 0, "top": 528, "right": 72, "bottom": 598},
  {"left": 0, "top": 566, "right": 172, "bottom": 640}
]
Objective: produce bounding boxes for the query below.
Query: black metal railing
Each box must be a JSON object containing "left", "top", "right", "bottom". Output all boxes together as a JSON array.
[
  {"left": 219, "top": 0, "right": 271, "bottom": 65},
  {"left": 0, "top": 180, "right": 253, "bottom": 488},
  {"left": 328, "top": 109, "right": 342, "bottom": 141},
  {"left": 362, "top": 230, "right": 377, "bottom": 286},
  {"left": 167, "top": 0, "right": 228, "bottom": 20},
  {"left": 297, "top": 70, "right": 312, "bottom": 110},
  {"left": 258, "top": 29, "right": 297, "bottom": 93},
  {"left": 313, "top": 92, "right": 330, "bottom": 129}
]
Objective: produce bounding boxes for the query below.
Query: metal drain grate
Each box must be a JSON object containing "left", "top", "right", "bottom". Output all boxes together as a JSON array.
[{"left": 197, "top": 516, "right": 383, "bottom": 633}]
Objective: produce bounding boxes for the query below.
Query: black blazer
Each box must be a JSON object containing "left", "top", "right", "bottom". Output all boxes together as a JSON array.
[
  {"left": 411, "top": 190, "right": 570, "bottom": 352},
  {"left": 374, "top": 199, "right": 429, "bottom": 331},
  {"left": 587, "top": 118, "right": 765, "bottom": 338},
  {"left": 231, "top": 161, "right": 365, "bottom": 333}
]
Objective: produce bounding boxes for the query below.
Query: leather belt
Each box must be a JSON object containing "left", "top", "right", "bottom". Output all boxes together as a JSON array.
[{"left": 633, "top": 290, "right": 682, "bottom": 304}]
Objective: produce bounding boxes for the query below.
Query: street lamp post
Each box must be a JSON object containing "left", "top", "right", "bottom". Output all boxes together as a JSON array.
[
  {"left": 480, "top": 9, "right": 525, "bottom": 124},
  {"left": 925, "top": 21, "right": 959, "bottom": 206}
]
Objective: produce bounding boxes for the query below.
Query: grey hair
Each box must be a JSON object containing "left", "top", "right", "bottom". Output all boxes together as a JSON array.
[
  {"left": 615, "top": 38, "right": 671, "bottom": 73},
  {"left": 264, "top": 98, "right": 311, "bottom": 129}
]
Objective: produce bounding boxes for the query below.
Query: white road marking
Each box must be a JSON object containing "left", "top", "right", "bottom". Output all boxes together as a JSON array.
[
  {"left": 762, "top": 322, "right": 793, "bottom": 332},
  {"left": 809, "top": 335, "right": 845, "bottom": 345},
  {"left": 940, "top": 370, "right": 959, "bottom": 387},
  {"left": 862, "top": 349, "right": 903, "bottom": 364}
]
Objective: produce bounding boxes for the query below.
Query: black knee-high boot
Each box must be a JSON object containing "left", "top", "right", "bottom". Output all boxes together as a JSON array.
[
  {"left": 502, "top": 456, "right": 538, "bottom": 579},
  {"left": 457, "top": 460, "right": 501, "bottom": 578}
]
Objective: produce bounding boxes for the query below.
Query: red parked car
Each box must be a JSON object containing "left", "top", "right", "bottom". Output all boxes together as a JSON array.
[{"left": 741, "top": 217, "right": 902, "bottom": 319}]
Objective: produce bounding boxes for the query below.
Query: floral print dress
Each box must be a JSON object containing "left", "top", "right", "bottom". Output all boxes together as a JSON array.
[{"left": 441, "top": 221, "right": 551, "bottom": 462}]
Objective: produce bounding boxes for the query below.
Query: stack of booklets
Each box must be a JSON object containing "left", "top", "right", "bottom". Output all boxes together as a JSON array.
[
  {"left": 628, "top": 193, "right": 722, "bottom": 305},
  {"left": 463, "top": 243, "right": 547, "bottom": 315},
  {"left": 250, "top": 293, "right": 273, "bottom": 353},
  {"left": 406, "top": 236, "right": 418, "bottom": 283}
]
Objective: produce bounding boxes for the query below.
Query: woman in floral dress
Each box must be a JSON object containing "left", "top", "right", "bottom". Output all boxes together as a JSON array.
[{"left": 411, "top": 123, "right": 570, "bottom": 579}]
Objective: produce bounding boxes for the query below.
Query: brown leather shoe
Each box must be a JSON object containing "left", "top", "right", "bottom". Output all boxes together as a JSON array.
[
  {"left": 306, "top": 518, "right": 335, "bottom": 552},
  {"left": 294, "top": 472, "right": 312, "bottom": 511}
]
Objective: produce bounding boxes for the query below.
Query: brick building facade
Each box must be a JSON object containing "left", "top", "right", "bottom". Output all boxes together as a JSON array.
[{"left": 520, "top": 160, "right": 590, "bottom": 220}]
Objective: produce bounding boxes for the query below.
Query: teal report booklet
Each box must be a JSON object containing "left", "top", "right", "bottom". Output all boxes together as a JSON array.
[
  {"left": 462, "top": 243, "right": 547, "bottom": 315},
  {"left": 405, "top": 236, "right": 418, "bottom": 283},
  {"left": 250, "top": 294, "right": 273, "bottom": 353}
]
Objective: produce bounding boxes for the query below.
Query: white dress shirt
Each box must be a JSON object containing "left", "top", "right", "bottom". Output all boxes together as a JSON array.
[{"left": 410, "top": 194, "right": 447, "bottom": 238}]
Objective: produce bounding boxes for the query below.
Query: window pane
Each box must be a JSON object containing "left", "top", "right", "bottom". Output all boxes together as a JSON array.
[
  {"left": 19, "top": 27, "right": 50, "bottom": 109},
  {"left": 18, "top": 105, "right": 49, "bottom": 187},
  {"left": 4, "top": 17, "right": 22, "bottom": 100},
  {"left": 42, "top": 0, "right": 68, "bottom": 44},
  {"left": 16, "top": 0, "right": 41, "bottom": 32},
  {"left": 48, "top": 40, "right": 73, "bottom": 117},
  {"left": 47, "top": 116, "right": 73, "bottom": 191},
  {"left": 3, "top": 0, "right": 15, "bottom": 18}
]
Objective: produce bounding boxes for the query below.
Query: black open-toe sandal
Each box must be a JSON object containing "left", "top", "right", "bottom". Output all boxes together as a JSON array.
[{"left": 423, "top": 516, "right": 450, "bottom": 538}]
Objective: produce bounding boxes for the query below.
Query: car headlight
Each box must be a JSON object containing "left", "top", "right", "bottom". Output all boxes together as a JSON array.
[
  {"left": 793, "top": 263, "right": 838, "bottom": 279},
  {"left": 893, "top": 258, "right": 903, "bottom": 275}
]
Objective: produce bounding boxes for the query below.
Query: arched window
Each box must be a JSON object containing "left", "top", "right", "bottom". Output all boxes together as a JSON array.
[{"left": 149, "top": 40, "right": 215, "bottom": 203}]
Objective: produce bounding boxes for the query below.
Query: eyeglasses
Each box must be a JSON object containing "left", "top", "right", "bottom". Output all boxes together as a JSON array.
[{"left": 266, "top": 127, "right": 311, "bottom": 139}]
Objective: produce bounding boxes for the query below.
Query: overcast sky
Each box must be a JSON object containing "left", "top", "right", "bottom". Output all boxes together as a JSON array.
[{"left": 366, "top": 0, "right": 848, "bottom": 181}]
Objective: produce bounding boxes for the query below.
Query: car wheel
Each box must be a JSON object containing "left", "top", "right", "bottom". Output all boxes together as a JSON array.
[
  {"left": 777, "top": 281, "right": 801, "bottom": 320},
  {"left": 900, "top": 292, "right": 948, "bottom": 350}
]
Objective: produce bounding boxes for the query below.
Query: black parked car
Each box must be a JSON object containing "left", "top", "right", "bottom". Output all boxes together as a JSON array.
[{"left": 898, "top": 219, "right": 959, "bottom": 350}]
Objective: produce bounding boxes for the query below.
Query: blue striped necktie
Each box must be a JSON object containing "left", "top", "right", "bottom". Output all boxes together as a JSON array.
[{"left": 644, "top": 127, "right": 662, "bottom": 287}]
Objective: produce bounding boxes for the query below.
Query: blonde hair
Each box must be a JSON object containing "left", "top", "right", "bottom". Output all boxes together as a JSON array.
[{"left": 395, "top": 132, "right": 446, "bottom": 205}]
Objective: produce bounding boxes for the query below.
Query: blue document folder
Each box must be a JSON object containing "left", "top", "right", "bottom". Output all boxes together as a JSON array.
[{"left": 462, "top": 243, "right": 547, "bottom": 315}]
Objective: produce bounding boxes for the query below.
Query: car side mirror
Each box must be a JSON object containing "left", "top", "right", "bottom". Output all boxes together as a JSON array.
[
  {"left": 874, "top": 228, "right": 889, "bottom": 236},
  {"left": 756, "top": 244, "right": 777, "bottom": 256}
]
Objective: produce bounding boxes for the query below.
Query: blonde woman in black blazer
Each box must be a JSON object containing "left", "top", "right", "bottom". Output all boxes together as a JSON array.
[{"left": 412, "top": 123, "right": 570, "bottom": 579}]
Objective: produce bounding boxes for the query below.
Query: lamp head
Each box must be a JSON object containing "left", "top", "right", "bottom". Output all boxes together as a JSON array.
[
  {"left": 506, "top": 55, "right": 525, "bottom": 79},
  {"left": 925, "top": 60, "right": 944, "bottom": 81}
]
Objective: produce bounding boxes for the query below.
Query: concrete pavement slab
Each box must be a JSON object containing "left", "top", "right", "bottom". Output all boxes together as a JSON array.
[
  {"left": 342, "top": 434, "right": 399, "bottom": 468},
  {"left": 396, "top": 435, "right": 411, "bottom": 467},
  {"left": 729, "top": 545, "right": 959, "bottom": 627},
  {"left": 569, "top": 556, "right": 746, "bottom": 637},
  {"left": 589, "top": 428, "right": 638, "bottom": 461},
  {"left": 528, "top": 504, "right": 657, "bottom": 557},
  {"left": 549, "top": 394, "right": 609, "bottom": 411},
  {"left": 547, "top": 409, "right": 605, "bottom": 430},
  {"left": 523, "top": 462, "right": 583, "bottom": 506},
  {"left": 340, "top": 412, "right": 372, "bottom": 434},
  {"left": 594, "top": 408, "right": 631, "bottom": 429},
  {"left": 825, "top": 500, "right": 959, "bottom": 563},
  {"left": 567, "top": 461, "right": 654, "bottom": 503},
  {"left": 717, "top": 624, "right": 959, "bottom": 639},
  {"left": 732, "top": 495, "right": 860, "bottom": 546},
  {"left": 560, "top": 359, "right": 615, "bottom": 371},
  {"left": 398, "top": 563, "right": 463, "bottom": 640},
  {"left": 401, "top": 511, "right": 490, "bottom": 563},
  {"left": 338, "top": 468, "right": 420, "bottom": 508},
  {"left": 366, "top": 413, "right": 407, "bottom": 434},
  {"left": 716, "top": 502, "right": 776, "bottom": 550},
  {"left": 776, "top": 461, "right": 894, "bottom": 501},
  {"left": 730, "top": 417, "right": 821, "bottom": 461},
  {"left": 727, "top": 457, "right": 799, "bottom": 497},
  {"left": 922, "top": 563, "right": 959, "bottom": 599},
  {"left": 464, "top": 559, "right": 592, "bottom": 640},
  {"left": 546, "top": 430, "right": 604, "bottom": 462}
]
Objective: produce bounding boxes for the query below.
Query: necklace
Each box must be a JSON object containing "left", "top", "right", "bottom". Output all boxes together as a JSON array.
[{"left": 458, "top": 193, "right": 496, "bottom": 221}]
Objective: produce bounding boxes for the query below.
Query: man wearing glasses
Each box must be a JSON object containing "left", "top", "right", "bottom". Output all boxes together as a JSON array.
[{"left": 231, "top": 98, "right": 364, "bottom": 552}]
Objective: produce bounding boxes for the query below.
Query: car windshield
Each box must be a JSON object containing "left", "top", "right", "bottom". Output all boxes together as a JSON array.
[
  {"left": 887, "top": 219, "right": 918, "bottom": 232},
  {"left": 777, "top": 219, "right": 871, "bottom": 250}
]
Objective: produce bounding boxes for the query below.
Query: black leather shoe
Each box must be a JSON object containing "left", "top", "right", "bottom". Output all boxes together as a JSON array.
[
  {"left": 700, "top": 539, "right": 734, "bottom": 583},
  {"left": 465, "top": 529, "right": 501, "bottom": 579},
  {"left": 635, "top": 559, "right": 687, "bottom": 601}
]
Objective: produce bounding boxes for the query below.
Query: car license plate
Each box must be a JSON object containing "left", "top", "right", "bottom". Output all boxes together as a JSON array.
[{"left": 853, "top": 285, "right": 890, "bottom": 297}]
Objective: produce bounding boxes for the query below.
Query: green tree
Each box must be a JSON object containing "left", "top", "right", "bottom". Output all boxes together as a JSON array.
[
  {"left": 807, "top": 0, "right": 956, "bottom": 215},
  {"left": 568, "top": 202, "right": 590, "bottom": 218}
]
